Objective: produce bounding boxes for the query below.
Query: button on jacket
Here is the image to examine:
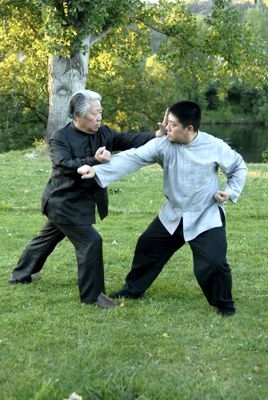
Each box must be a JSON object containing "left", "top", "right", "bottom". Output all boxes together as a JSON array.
[
  {"left": 93, "top": 131, "right": 248, "bottom": 241},
  {"left": 41, "top": 122, "right": 155, "bottom": 225}
]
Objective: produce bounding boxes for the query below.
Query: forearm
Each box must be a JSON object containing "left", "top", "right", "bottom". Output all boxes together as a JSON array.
[
  {"left": 218, "top": 141, "right": 248, "bottom": 203},
  {"left": 93, "top": 148, "right": 151, "bottom": 188},
  {"left": 78, "top": 138, "right": 161, "bottom": 185},
  {"left": 112, "top": 132, "right": 155, "bottom": 150},
  {"left": 223, "top": 158, "right": 248, "bottom": 203}
]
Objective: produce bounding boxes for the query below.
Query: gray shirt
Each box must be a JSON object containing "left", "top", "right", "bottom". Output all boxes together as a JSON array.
[{"left": 93, "top": 131, "right": 247, "bottom": 241}]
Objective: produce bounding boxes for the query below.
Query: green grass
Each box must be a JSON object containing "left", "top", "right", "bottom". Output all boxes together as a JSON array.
[{"left": 0, "top": 149, "right": 268, "bottom": 400}]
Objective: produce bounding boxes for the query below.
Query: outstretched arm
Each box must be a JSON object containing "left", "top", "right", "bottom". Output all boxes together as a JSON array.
[{"left": 77, "top": 137, "right": 162, "bottom": 188}]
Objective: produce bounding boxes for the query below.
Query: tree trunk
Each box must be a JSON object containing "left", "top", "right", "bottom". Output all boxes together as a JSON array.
[{"left": 46, "top": 37, "right": 90, "bottom": 136}]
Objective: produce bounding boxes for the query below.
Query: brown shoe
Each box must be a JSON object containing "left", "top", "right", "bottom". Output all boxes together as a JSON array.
[{"left": 95, "top": 292, "right": 118, "bottom": 309}]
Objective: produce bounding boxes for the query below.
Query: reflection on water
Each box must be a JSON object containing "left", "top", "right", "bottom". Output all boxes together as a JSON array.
[{"left": 201, "top": 124, "right": 268, "bottom": 163}]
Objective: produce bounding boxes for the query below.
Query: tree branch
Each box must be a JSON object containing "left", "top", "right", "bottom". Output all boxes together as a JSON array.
[
  {"left": 90, "top": 27, "right": 113, "bottom": 46},
  {"left": 134, "top": 16, "right": 194, "bottom": 49},
  {"left": 12, "top": 92, "right": 47, "bottom": 122}
]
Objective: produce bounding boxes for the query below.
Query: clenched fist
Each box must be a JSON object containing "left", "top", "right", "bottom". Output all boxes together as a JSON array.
[
  {"left": 77, "top": 165, "right": 96, "bottom": 179},
  {"left": 214, "top": 191, "right": 230, "bottom": 202}
]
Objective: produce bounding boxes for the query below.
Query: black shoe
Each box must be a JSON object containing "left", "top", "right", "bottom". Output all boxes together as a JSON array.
[
  {"left": 95, "top": 292, "right": 118, "bottom": 309},
  {"left": 8, "top": 272, "right": 41, "bottom": 284},
  {"left": 219, "top": 308, "right": 236, "bottom": 317},
  {"left": 109, "top": 288, "right": 143, "bottom": 299}
]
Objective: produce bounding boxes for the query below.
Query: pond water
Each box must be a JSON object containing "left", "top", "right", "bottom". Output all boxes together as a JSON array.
[{"left": 200, "top": 124, "right": 268, "bottom": 163}]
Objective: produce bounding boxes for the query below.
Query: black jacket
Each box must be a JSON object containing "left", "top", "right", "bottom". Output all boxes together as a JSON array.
[{"left": 41, "top": 122, "right": 155, "bottom": 225}]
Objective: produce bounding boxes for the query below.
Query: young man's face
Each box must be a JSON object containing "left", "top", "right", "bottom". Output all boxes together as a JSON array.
[
  {"left": 166, "top": 112, "right": 196, "bottom": 144},
  {"left": 74, "top": 100, "right": 103, "bottom": 134}
]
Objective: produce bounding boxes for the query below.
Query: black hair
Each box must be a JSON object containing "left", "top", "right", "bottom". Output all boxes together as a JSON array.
[{"left": 168, "top": 100, "right": 201, "bottom": 131}]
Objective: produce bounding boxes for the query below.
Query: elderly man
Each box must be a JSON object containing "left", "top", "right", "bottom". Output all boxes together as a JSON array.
[
  {"left": 9, "top": 89, "right": 161, "bottom": 308},
  {"left": 77, "top": 100, "right": 247, "bottom": 316}
]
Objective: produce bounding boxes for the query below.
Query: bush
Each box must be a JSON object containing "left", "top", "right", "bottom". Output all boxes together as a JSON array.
[{"left": 0, "top": 121, "right": 46, "bottom": 153}]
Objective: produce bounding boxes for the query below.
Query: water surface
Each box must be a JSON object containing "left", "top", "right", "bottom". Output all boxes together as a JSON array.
[{"left": 201, "top": 124, "right": 268, "bottom": 163}]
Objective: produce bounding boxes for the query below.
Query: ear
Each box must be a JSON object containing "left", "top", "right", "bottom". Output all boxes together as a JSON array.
[{"left": 188, "top": 124, "right": 195, "bottom": 133}]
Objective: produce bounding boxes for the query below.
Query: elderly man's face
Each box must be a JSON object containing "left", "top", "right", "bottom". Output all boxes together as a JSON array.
[{"left": 75, "top": 100, "right": 103, "bottom": 134}]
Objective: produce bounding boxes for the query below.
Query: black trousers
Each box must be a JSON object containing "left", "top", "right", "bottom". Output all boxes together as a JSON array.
[
  {"left": 122, "top": 214, "right": 235, "bottom": 312},
  {"left": 12, "top": 220, "right": 105, "bottom": 304}
]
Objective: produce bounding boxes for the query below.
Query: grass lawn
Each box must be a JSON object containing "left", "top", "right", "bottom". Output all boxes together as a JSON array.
[{"left": 0, "top": 149, "right": 267, "bottom": 400}]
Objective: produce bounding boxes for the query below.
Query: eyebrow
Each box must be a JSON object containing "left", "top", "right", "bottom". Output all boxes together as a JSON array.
[{"left": 91, "top": 109, "right": 103, "bottom": 113}]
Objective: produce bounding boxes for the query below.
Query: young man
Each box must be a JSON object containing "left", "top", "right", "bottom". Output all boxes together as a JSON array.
[
  {"left": 77, "top": 100, "right": 247, "bottom": 316},
  {"left": 8, "top": 90, "right": 163, "bottom": 308}
]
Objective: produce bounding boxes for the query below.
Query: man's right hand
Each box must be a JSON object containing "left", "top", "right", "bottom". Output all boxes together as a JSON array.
[
  {"left": 155, "top": 108, "right": 169, "bottom": 137},
  {"left": 77, "top": 165, "right": 96, "bottom": 179},
  {"left": 94, "top": 146, "right": 111, "bottom": 163}
]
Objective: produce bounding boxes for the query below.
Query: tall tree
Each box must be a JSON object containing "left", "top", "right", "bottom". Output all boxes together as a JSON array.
[
  {"left": 41, "top": 0, "right": 142, "bottom": 135},
  {"left": 0, "top": 0, "right": 142, "bottom": 135}
]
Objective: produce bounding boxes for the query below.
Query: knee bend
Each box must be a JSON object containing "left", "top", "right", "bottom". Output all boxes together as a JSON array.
[
  {"left": 207, "top": 257, "right": 229, "bottom": 273},
  {"left": 92, "top": 233, "right": 102, "bottom": 248},
  {"left": 195, "top": 254, "right": 227, "bottom": 274},
  {"left": 83, "top": 232, "right": 102, "bottom": 251},
  {"left": 135, "top": 233, "right": 152, "bottom": 252}
]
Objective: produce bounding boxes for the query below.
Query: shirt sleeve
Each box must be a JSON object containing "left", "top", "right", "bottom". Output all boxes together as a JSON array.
[
  {"left": 112, "top": 131, "right": 155, "bottom": 150},
  {"left": 93, "top": 138, "right": 161, "bottom": 188},
  {"left": 218, "top": 140, "right": 248, "bottom": 203}
]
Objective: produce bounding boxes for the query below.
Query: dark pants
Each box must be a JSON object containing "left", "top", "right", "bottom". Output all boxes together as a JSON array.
[
  {"left": 122, "top": 214, "right": 235, "bottom": 312},
  {"left": 12, "top": 220, "right": 105, "bottom": 304}
]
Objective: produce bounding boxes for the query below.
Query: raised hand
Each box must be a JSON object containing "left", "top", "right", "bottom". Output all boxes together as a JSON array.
[
  {"left": 155, "top": 108, "right": 169, "bottom": 137},
  {"left": 94, "top": 146, "right": 112, "bottom": 163}
]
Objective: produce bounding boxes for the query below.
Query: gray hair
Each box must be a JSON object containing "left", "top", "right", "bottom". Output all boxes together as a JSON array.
[{"left": 69, "top": 89, "right": 102, "bottom": 119}]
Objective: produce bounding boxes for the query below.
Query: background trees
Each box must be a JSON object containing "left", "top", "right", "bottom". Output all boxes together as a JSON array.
[
  {"left": 87, "top": 0, "right": 268, "bottom": 131},
  {"left": 0, "top": 0, "right": 267, "bottom": 152},
  {"left": 0, "top": 2, "right": 47, "bottom": 150}
]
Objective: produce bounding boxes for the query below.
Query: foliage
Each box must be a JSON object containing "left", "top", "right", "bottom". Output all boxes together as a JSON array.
[
  {"left": 88, "top": 24, "right": 181, "bottom": 132},
  {"left": 154, "top": 0, "right": 268, "bottom": 99},
  {"left": 41, "top": 0, "right": 142, "bottom": 56},
  {"left": 245, "top": 2, "right": 268, "bottom": 51},
  {"left": 0, "top": 2, "right": 47, "bottom": 152},
  {"left": 0, "top": 150, "right": 268, "bottom": 399},
  {"left": 0, "top": 0, "right": 143, "bottom": 146},
  {"left": 0, "top": 0, "right": 268, "bottom": 149},
  {"left": 0, "top": 0, "right": 142, "bottom": 55},
  {"left": 32, "top": 138, "right": 49, "bottom": 157},
  {"left": 203, "top": 83, "right": 268, "bottom": 126},
  {"left": 92, "top": 0, "right": 268, "bottom": 128},
  {"left": 262, "top": 146, "right": 268, "bottom": 163},
  {"left": 87, "top": 0, "right": 268, "bottom": 131}
]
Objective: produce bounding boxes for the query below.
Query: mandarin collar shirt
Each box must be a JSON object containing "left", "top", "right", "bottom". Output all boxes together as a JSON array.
[
  {"left": 93, "top": 131, "right": 247, "bottom": 241},
  {"left": 42, "top": 122, "right": 155, "bottom": 225}
]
